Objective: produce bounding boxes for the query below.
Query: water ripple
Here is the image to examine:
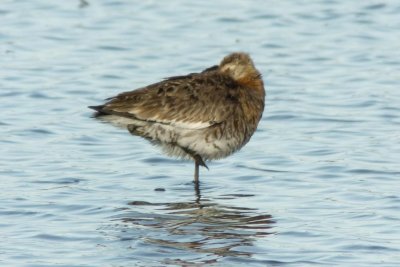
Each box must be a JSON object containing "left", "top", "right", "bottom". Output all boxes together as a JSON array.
[{"left": 1, "top": 0, "right": 400, "bottom": 266}]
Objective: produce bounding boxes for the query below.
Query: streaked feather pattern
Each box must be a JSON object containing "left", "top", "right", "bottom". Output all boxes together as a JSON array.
[{"left": 89, "top": 52, "right": 265, "bottom": 166}]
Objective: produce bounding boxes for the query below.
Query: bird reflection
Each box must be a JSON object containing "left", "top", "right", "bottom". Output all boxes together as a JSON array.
[
  {"left": 79, "top": 0, "right": 89, "bottom": 8},
  {"left": 118, "top": 183, "right": 274, "bottom": 264}
]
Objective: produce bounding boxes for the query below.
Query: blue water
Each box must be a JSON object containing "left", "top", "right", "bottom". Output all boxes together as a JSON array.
[{"left": 1, "top": 0, "right": 400, "bottom": 266}]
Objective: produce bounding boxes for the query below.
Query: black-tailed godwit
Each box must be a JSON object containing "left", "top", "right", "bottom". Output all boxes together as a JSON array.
[{"left": 89, "top": 52, "right": 265, "bottom": 183}]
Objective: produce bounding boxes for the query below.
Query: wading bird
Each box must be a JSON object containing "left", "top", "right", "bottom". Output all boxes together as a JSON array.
[{"left": 89, "top": 52, "right": 265, "bottom": 183}]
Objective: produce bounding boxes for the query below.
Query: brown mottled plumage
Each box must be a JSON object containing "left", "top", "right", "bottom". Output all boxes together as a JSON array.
[{"left": 89, "top": 52, "right": 265, "bottom": 183}]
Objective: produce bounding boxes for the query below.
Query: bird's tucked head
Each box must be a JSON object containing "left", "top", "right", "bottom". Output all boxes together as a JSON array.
[{"left": 219, "top": 52, "right": 262, "bottom": 88}]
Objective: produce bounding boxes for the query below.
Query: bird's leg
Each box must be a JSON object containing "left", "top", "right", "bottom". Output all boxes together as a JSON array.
[
  {"left": 194, "top": 154, "right": 208, "bottom": 169},
  {"left": 194, "top": 161, "right": 200, "bottom": 184},
  {"left": 179, "top": 145, "right": 209, "bottom": 183},
  {"left": 193, "top": 154, "right": 208, "bottom": 184},
  {"left": 194, "top": 174, "right": 201, "bottom": 204}
]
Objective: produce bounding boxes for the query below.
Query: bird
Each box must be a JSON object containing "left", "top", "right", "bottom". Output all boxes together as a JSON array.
[{"left": 89, "top": 52, "right": 265, "bottom": 183}]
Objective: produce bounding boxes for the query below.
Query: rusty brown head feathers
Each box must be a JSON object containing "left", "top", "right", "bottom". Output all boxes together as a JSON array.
[{"left": 219, "top": 52, "right": 263, "bottom": 90}]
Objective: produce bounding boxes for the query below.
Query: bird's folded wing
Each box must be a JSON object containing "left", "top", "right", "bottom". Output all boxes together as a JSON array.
[{"left": 96, "top": 73, "right": 238, "bottom": 130}]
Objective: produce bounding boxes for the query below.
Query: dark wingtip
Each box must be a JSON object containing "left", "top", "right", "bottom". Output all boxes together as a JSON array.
[
  {"left": 88, "top": 105, "right": 107, "bottom": 117},
  {"left": 88, "top": 105, "right": 104, "bottom": 111}
]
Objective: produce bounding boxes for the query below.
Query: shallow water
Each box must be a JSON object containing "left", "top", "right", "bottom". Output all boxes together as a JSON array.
[{"left": 1, "top": 0, "right": 400, "bottom": 266}]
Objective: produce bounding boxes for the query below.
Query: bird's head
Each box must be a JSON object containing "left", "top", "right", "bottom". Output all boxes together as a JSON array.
[{"left": 219, "top": 52, "right": 263, "bottom": 89}]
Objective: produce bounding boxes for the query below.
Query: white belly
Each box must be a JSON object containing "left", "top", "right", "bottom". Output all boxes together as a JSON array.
[{"left": 97, "top": 115, "right": 241, "bottom": 161}]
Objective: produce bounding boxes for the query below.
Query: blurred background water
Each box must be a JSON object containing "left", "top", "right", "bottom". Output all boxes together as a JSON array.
[{"left": 1, "top": 0, "right": 400, "bottom": 266}]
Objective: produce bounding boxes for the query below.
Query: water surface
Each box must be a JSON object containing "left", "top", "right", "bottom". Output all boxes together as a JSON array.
[{"left": 1, "top": 0, "right": 400, "bottom": 266}]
